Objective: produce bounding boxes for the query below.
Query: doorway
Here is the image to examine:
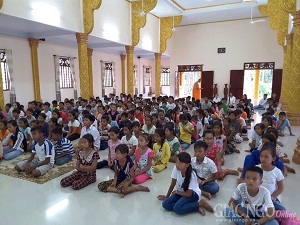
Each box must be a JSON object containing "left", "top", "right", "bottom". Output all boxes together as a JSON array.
[
  {"left": 243, "top": 69, "right": 273, "bottom": 100},
  {"left": 243, "top": 62, "right": 275, "bottom": 101},
  {"left": 178, "top": 65, "right": 203, "bottom": 98}
]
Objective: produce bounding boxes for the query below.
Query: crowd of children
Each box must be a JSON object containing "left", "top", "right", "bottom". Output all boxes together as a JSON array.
[{"left": 0, "top": 93, "right": 298, "bottom": 224}]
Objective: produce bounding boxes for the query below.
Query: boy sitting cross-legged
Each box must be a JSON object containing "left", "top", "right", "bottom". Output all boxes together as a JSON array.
[
  {"left": 223, "top": 166, "right": 278, "bottom": 225},
  {"left": 191, "top": 140, "right": 219, "bottom": 200},
  {"left": 14, "top": 126, "right": 55, "bottom": 177},
  {"left": 51, "top": 127, "right": 74, "bottom": 166}
]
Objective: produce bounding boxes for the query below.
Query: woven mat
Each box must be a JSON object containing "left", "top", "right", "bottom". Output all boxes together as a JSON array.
[{"left": 0, "top": 152, "right": 76, "bottom": 184}]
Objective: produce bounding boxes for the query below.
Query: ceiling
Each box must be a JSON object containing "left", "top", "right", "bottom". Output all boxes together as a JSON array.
[
  {"left": 0, "top": 0, "right": 268, "bottom": 58},
  {"left": 150, "top": 0, "right": 268, "bottom": 25}
]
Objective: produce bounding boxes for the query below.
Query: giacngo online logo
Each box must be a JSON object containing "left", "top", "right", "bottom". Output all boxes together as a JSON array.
[{"left": 212, "top": 203, "right": 298, "bottom": 221}]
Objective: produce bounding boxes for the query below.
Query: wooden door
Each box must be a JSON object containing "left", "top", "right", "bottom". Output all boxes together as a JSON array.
[
  {"left": 230, "top": 70, "right": 244, "bottom": 99},
  {"left": 272, "top": 69, "right": 282, "bottom": 99},
  {"left": 201, "top": 71, "right": 214, "bottom": 98}
]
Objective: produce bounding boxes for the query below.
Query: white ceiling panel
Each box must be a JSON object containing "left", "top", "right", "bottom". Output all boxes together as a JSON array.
[
  {"left": 180, "top": 4, "right": 263, "bottom": 25},
  {"left": 174, "top": 0, "right": 242, "bottom": 10}
]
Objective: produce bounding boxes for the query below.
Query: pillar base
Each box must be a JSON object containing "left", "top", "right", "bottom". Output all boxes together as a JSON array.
[
  {"left": 287, "top": 113, "right": 300, "bottom": 125},
  {"left": 292, "top": 138, "right": 300, "bottom": 164}
]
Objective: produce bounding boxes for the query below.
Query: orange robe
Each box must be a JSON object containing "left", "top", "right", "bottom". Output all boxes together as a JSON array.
[{"left": 192, "top": 82, "right": 201, "bottom": 100}]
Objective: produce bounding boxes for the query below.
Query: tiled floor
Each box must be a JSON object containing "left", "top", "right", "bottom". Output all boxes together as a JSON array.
[{"left": 1, "top": 111, "right": 300, "bottom": 225}]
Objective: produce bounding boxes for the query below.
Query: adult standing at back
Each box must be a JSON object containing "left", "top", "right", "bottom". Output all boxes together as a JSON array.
[{"left": 192, "top": 78, "right": 202, "bottom": 100}]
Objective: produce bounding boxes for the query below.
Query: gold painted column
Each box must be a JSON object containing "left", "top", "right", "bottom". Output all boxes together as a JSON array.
[
  {"left": 125, "top": 46, "right": 134, "bottom": 96},
  {"left": 280, "top": 34, "right": 293, "bottom": 111},
  {"left": 287, "top": 11, "right": 300, "bottom": 125},
  {"left": 28, "top": 38, "right": 41, "bottom": 101},
  {"left": 254, "top": 70, "right": 260, "bottom": 99},
  {"left": 0, "top": 64, "right": 4, "bottom": 109},
  {"left": 155, "top": 53, "right": 161, "bottom": 97},
  {"left": 120, "top": 54, "right": 126, "bottom": 93},
  {"left": 87, "top": 48, "right": 94, "bottom": 97},
  {"left": 76, "top": 33, "right": 89, "bottom": 99}
]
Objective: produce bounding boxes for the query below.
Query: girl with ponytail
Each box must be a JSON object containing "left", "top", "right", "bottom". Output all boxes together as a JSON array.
[{"left": 157, "top": 152, "right": 213, "bottom": 215}]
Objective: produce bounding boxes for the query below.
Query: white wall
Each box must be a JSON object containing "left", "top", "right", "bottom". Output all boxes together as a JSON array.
[
  {"left": 169, "top": 18, "right": 284, "bottom": 97},
  {"left": 1, "top": 0, "right": 83, "bottom": 32},
  {"left": 38, "top": 41, "right": 80, "bottom": 102},
  {"left": 92, "top": 51, "right": 122, "bottom": 97},
  {"left": 91, "top": 0, "right": 131, "bottom": 45},
  {"left": 0, "top": 35, "right": 34, "bottom": 104},
  {"left": 137, "top": 14, "right": 160, "bottom": 53}
]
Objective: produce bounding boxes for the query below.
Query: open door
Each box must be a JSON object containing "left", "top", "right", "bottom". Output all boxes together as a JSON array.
[
  {"left": 272, "top": 69, "right": 282, "bottom": 99},
  {"left": 201, "top": 71, "right": 214, "bottom": 97},
  {"left": 230, "top": 70, "right": 244, "bottom": 99}
]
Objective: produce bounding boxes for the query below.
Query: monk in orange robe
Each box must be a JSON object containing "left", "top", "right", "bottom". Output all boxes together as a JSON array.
[{"left": 192, "top": 78, "right": 202, "bottom": 100}]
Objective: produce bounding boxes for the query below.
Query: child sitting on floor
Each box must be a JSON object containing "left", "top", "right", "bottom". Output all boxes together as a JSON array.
[
  {"left": 178, "top": 113, "right": 194, "bottom": 150},
  {"left": 97, "top": 126, "right": 122, "bottom": 170},
  {"left": 276, "top": 111, "right": 294, "bottom": 137},
  {"left": 164, "top": 122, "right": 180, "bottom": 163},
  {"left": 157, "top": 152, "right": 213, "bottom": 216},
  {"left": 191, "top": 141, "right": 219, "bottom": 200},
  {"left": 98, "top": 144, "right": 150, "bottom": 198},
  {"left": 121, "top": 122, "right": 138, "bottom": 161},
  {"left": 203, "top": 130, "right": 239, "bottom": 180},
  {"left": 223, "top": 166, "right": 278, "bottom": 225},
  {"left": 14, "top": 126, "right": 54, "bottom": 177},
  {"left": 133, "top": 134, "right": 154, "bottom": 184},
  {"left": 51, "top": 127, "right": 74, "bottom": 166},
  {"left": 2, "top": 120, "right": 27, "bottom": 160},
  {"left": 153, "top": 128, "right": 171, "bottom": 173},
  {"left": 60, "top": 134, "right": 99, "bottom": 190}
]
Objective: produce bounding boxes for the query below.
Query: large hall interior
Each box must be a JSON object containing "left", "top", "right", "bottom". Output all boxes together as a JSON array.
[{"left": 1, "top": 0, "right": 300, "bottom": 224}]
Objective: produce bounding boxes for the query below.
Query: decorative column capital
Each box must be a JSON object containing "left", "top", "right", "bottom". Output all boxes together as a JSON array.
[
  {"left": 125, "top": 45, "right": 134, "bottom": 53},
  {"left": 286, "top": 33, "right": 294, "bottom": 44},
  {"left": 160, "top": 16, "right": 182, "bottom": 53},
  {"left": 292, "top": 10, "right": 300, "bottom": 27},
  {"left": 28, "top": 38, "right": 39, "bottom": 48},
  {"left": 76, "top": 33, "right": 89, "bottom": 44},
  {"left": 155, "top": 53, "right": 162, "bottom": 59},
  {"left": 131, "top": 0, "right": 157, "bottom": 46},
  {"left": 120, "top": 54, "right": 126, "bottom": 61},
  {"left": 87, "top": 48, "right": 93, "bottom": 56},
  {"left": 83, "top": 0, "right": 102, "bottom": 34}
]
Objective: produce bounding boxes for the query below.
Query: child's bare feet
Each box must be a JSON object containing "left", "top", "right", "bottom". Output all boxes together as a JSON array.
[
  {"left": 199, "top": 207, "right": 206, "bottom": 216},
  {"left": 120, "top": 194, "right": 126, "bottom": 198},
  {"left": 237, "top": 167, "right": 243, "bottom": 173},
  {"left": 201, "top": 191, "right": 211, "bottom": 200},
  {"left": 286, "top": 165, "right": 296, "bottom": 174},
  {"left": 228, "top": 169, "right": 239, "bottom": 176},
  {"left": 137, "top": 185, "right": 150, "bottom": 192},
  {"left": 282, "top": 158, "right": 290, "bottom": 163},
  {"left": 234, "top": 149, "right": 241, "bottom": 153},
  {"left": 199, "top": 199, "right": 214, "bottom": 213}
]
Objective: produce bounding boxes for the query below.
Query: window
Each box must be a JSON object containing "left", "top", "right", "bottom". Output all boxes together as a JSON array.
[
  {"left": 104, "top": 62, "right": 113, "bottom": 87},
  {"left": 0, "top": 52, "right": 11, "bottom": 91},
  {"left": 59, "top": 57, "right": 73, "bottom": 88},
  {"left": 144, "top": 66, "right": 150, "bottom": 86},
  {"left": 161, "top": 68, "right": 170, "bottom": 86}
]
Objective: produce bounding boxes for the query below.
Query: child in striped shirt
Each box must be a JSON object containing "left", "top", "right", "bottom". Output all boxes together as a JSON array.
[{"left": 51, "top": 127, "right": 74, "bottom": 165}]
